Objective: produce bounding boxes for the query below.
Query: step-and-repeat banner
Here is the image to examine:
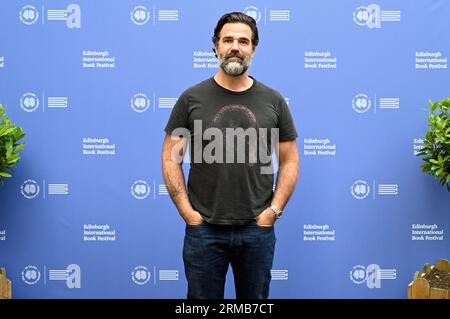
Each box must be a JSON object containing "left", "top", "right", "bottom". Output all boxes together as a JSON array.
[{"left": 0, "top": 0, "right": 449, "bottom": 298}]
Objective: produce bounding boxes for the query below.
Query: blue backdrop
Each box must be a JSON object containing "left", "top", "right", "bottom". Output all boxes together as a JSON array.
[{"left": 0, "top": 0, "right": 449, "bottom": 298}]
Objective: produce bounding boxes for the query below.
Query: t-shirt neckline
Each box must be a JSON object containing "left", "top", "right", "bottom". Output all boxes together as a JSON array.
[{"left": 211, "top": 76, "right": 256, "bottom": 95}]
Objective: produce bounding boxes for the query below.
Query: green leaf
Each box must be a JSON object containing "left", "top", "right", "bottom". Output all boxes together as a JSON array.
[
  {"left": 0, "top": 127, "right": 15, "bottom": 137},
  {"left": 431, "top": 101, "right": 439, "bottom": 111},
  {"left": 0, "top": 104, "right": 26, "bottom": 181},
  {"left": 421, "top": 164, "right": 431, "bottom": 173},
  {"left": 7, "top": 154, "right": 19, "bottom": 164},
  {"left": 14, "top": 143, "right": 25, "bottom": 152},
  {"left": 0, "top": 171, "right": 12, "bottom": 177}
]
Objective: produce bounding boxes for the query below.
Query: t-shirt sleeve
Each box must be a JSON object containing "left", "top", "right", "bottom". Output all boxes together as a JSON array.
[
  {"left": 277, "top": 93, "right": 298, "bottom": 141},
  {"left": 164, "top": 90, "right": 189, "bottom": 135}
]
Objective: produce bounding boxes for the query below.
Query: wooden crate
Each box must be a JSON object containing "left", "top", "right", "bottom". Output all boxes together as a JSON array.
[
  {"left": 408, "top": 259, "right": 450, "bottom": 299},
  {"left": 0, "top": 268, "right": 12, "bottom": 299}
]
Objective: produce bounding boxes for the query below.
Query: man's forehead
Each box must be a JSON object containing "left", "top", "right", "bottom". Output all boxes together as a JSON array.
[{"left": 220, "top": 22, "right": 252, "bottom": 39}]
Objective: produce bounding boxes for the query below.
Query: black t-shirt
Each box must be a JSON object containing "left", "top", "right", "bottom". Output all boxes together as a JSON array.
[{"left": 164, "top": 76, "right": 298, "bottom": 225}]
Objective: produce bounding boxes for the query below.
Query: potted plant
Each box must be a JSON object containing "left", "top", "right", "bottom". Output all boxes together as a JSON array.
[
  {"left": 416, "top": 96, "right": 450, "bottom": 192},
  {"left": 0, "top": 268, "right": 12, "bottom": 299},
  {"left": 0, "top": 104, "right": 25, "bottom": 299},
  {"left": 0, "top": 104, "right": 26, "bottom": 185},
  {"left": 408, "top": 259, "right": 450, "bottom": 299}
]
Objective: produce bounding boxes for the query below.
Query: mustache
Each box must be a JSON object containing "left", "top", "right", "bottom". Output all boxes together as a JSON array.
[{"left": 225, "top": 53, "right": 245, "bottom": 60}]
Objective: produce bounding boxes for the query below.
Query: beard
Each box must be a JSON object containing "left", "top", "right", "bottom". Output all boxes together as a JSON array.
[{"left": 218, "top": 52, "right": 252, "bottom": 76}]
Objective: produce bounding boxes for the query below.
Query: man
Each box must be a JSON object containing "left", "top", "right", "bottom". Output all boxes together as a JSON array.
[{"left": 162, "top": 12, "right": 299, "bottom": 299}]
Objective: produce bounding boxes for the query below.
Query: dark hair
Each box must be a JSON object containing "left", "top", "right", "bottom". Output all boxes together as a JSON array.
[{"left": 212, "top": 12, "right": 259, "bottom": 51}]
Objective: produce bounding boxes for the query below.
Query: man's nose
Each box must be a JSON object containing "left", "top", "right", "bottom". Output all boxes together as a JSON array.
[{"left": 231, "top": 40, "right": 240, "bottom": 51}]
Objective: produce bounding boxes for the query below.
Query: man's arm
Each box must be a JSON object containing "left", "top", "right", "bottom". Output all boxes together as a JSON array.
[
  {"left": 271, "top": 139, "right": 300, "bottom": 211},
  {"left": 161, "top": 134, "right": 203, "bottom": 225},
  {"left": 256, "top": 139, "right": 299, "bottom": 226}
]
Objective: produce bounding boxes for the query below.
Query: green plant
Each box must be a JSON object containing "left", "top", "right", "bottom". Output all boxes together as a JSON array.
[
  {"left": 0, "top": 104, "right": 26, "bottom": 185},
  {"left": 417, "top": 96, "right": 450, "bottom": 192}
]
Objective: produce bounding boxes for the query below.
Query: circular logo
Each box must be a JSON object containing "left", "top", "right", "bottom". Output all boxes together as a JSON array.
[
  {"left": 353, "top": 6, "right": 370, "bottom": 26},
  {"left": 131, "top": 266, "right": 151, "bottom": 285},
  {"left": 131, "top": 180, "right": 150, "bottom": 199},
  {"left": 351, "top": 180, "right": 370, "bottom": 200},
  {"left": 350, "top": 265, "right": 367, "bottom": 284},
  {"left": 243, "top": 6, "right": 261, "bottom": 23},
  {"left": 20, "top": 92, "right": 40, "bottom": 112},
  {"left": 131, "top": 6, "right": 150, "bottom": 25},
  {"left": 20, "top": 5, "right": 39, "bottom": 25},
  {"left": 352, "top": 94, "right": 371, "bottom": 113},
  {"left": 22, "top": 265, "right": 41, "bottom": 285},
  {"left": 131, "top": 93, "right": 150, "bottom": 113},
  {"left": 21, "top": 179, "right": 40, "bottom": 199}
]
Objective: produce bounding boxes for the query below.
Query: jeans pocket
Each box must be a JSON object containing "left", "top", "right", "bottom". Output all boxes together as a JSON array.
[
  {"left": 186, "top": 220, "right": 206, "bottom": 228},
  {"left": 252, "top": 220, "right": 274, "bottom": 229}
]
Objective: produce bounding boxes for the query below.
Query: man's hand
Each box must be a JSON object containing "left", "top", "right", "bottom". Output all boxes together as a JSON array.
[
  {"left": 162, "top": 134, "right": 203, "bottom": 225},
  {"left": 185, "top": 210, "right": 205, "bottom": 225},
  {"left": 255, "top": 207, "right": 276, "bottom": 227}
]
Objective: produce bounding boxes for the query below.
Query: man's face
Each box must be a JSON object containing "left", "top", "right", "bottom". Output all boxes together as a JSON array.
[{"left": 215, "top": 22, "right": 255, "bottom": 76}]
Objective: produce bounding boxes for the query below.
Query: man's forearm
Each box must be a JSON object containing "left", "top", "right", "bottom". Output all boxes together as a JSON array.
[
  {"left": 271, "top": 161, "right": 299, "bottom": 211},
  {"left": 162, "top": 160, "right": 194, "bottom": 219}
]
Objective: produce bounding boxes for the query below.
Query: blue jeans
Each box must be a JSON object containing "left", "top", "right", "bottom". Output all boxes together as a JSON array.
[{"left": 182, "top": 220, "right": 276, "bottom": 299}]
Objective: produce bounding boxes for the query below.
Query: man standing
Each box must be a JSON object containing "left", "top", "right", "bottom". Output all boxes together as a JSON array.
[{"left": 162, "top": 12, "right": 299, "bottom": 299}]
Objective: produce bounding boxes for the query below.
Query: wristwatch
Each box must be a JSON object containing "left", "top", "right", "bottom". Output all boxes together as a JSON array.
[{"left": 270, "top": 205, "right": 283, "bottom": 219}]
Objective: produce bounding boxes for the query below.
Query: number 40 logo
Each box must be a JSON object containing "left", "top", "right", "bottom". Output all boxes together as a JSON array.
[{"left": 350, "top": 264, "right": 396, "bottom": 288}]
